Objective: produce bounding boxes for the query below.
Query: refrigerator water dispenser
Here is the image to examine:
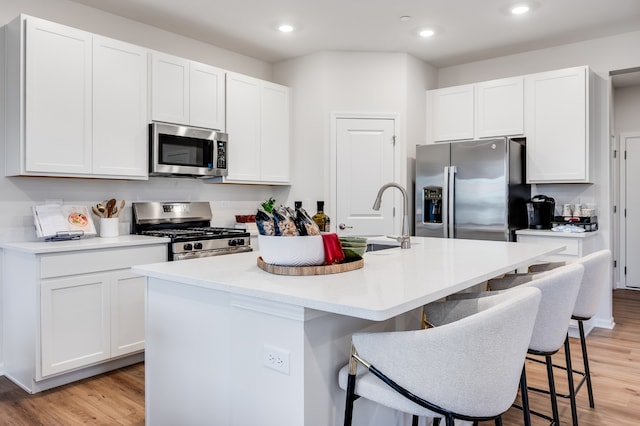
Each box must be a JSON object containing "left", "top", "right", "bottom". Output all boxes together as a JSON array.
[{"left": 423, "top": 186, "right": 443, "bottom": 223}]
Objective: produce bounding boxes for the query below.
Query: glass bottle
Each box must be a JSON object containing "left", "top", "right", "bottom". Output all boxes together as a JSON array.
[{"left": 312, "top": 201, "right": 331, "bottom": 232}]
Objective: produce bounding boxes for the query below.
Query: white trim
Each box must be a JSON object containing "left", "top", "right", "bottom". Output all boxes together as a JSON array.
[
  {"left": 619, "top": 132, "right": 640, "bottom": 289},
  {"left": 329, "top": 112, "right": 405, "bottom": 235}
]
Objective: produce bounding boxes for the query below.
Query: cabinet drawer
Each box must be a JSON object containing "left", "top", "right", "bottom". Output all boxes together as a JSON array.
[
  {"left": 517, "top": 235, "right": 580, "bottom": 256},
  {"left": 40, "top": 245, "right": 167, "bottom": 278}
]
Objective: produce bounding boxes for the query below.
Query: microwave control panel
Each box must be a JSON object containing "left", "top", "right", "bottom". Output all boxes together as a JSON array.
[{"left": 215, "top": 141, "right": 227, "bottom": 169}]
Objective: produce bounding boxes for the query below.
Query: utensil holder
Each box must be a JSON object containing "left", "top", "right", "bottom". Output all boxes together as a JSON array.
[{"left": 100, "top": 217, "right": 119, "bottom": 238}]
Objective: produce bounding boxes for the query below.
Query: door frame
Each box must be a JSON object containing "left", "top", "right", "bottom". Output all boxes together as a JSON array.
[
  {"left": 329, "top": 112, "right": 405, "bottom": 236},
  {"left": 619, "top": 132, "right": 640, "bottom": 288}
]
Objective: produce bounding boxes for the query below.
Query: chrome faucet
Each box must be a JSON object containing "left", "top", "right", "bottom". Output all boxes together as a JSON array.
[{"left": 372, "top": 182, "right": 411, "bottom": 249}]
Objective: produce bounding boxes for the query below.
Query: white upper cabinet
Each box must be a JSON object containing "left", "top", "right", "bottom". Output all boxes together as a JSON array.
[
  {"left": 93, "top": 36, "right": 148, "bottom": 178},
  {"left": 475, "top": 77, "right": 524, "bottom": 138},
  {"left": 427, "top": 84, "right": 475, "bottom": 142},
  {"left": 223, "top": 72, "right": 290, "bottom": 184},
  {"left": 4, "top": 15, "right": 149, "bottom": 180},
  {"left": 525, "top": 66, "right": 592, "bottom": 183},
  {"left": 23, "top": 17, "right": 93, "bottom": 175},
  {"left": 427, "top": 77, "right": 524, "bottom": 143},
  {"left": 260, "top": 81, "right": 291, "bottom": 183},
  {"left": 150, "top": 52, "right": 225, "bottom": 131}
]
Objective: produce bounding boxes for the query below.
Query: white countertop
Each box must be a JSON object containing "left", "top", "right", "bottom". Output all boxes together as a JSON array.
[
  {"left": 516, "top": 229, "right": 599, "bottom": 238},
  {"left": 1, "top": 235, "right": 170, "bottom": 254},
  {"left": 133, "top": 236, "right": 564, "bottom": 321}
]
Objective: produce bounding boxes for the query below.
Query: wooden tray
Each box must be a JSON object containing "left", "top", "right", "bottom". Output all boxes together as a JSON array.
[{"left": 256, "top": 256, "right": 364, "bottom": 276}]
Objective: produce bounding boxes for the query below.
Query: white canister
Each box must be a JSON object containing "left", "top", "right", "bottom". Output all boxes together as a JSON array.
[{"left": 100, "top": 217, "right": 119, "bottom": 238}]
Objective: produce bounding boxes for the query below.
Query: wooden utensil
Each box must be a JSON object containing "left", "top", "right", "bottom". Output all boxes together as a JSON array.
[
  {"left": 114, "top": 200, "right": 126, "bottom": 218},
  {"left": 91, "top": 205, "right": 104, "bottom": 218},
  {"left": 106, "top": 199, "right": 116, "bottom": 218}
]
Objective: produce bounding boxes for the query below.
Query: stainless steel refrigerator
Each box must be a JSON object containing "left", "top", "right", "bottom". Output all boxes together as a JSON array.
[{"left": 415, "top": 137, "right": 530, "bottom": 242}]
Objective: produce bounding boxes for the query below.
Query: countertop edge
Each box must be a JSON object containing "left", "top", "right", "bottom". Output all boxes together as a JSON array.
[
  {"left": 1, "top": 235, "right": 171, "bottom": 254},
  {"left": 516, "top": 229, "right": 599, "bottom": 238}
]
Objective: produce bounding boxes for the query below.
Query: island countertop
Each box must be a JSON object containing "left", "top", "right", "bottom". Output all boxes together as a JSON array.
[{"left": 133, "top": 236, "right": 564, "bottom": 321}]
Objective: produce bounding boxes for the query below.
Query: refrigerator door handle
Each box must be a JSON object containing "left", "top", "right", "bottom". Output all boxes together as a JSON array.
[
  {"left": 442, "top": 166, "right": 449, "bottom": 238},
  {"left": 448, "top": 166, "right": 457, "bottom": 238}
]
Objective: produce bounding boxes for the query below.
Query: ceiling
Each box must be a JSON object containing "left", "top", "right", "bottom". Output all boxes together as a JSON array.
[{"left": 69, "top": 0, "right": 640, "bottom": 69}]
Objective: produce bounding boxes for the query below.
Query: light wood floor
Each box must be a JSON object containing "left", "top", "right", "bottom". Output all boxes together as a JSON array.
[{"left": 0, "top": 289, "right": 638, "bottom": 425}]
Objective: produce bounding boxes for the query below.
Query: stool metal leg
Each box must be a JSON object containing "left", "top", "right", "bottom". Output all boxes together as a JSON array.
[
  {"left": 578, "top": 319, "right": 595, "bottom": 408},
  {"left": 545, "top": 355, "right": 560, "bottom": 426},
  {"left": 519, "top": 367, "right": 532, "bottom": 426},
  {"left": 564, "top": 335, "right": 578, "bottom": 426},
  {"left": 344, "top": 345, "right": 358, "bottom": 426}
]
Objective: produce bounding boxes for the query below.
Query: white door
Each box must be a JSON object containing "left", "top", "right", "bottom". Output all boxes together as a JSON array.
[
  {"left": 336, "top": 118, "right": 396, "bottom": 236},
  {"left": 621, "top": 132, "right": 640, "bottom": 288}
]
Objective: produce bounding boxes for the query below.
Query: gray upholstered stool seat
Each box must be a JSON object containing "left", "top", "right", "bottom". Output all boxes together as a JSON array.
[{"left": 338, "top": 287, "right": 542, "bottom": 426}]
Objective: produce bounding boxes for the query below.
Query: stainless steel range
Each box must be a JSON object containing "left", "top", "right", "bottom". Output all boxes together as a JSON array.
[{"left": 132, "top": 201, "right": 252, "bottom": 261}]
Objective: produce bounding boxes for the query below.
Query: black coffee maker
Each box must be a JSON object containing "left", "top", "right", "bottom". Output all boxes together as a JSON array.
[{"left": 526, "top": 195, "right": 555, "bottom": 229}]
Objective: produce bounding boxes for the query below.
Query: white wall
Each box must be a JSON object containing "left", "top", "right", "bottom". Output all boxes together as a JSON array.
[
  {"left": 0, "top": 0, "right": 272, "bottom": 79},
  {"left": 273, "top": 51, "right": 437, "bottom": 225},
  {"left": 614, "top": 85, "right": 640, "bottom": 134}
]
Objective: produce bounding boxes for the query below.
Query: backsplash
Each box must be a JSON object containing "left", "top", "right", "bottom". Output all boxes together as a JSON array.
[{"left": 0, "top": 176, "right": 291, "bottom": 244}]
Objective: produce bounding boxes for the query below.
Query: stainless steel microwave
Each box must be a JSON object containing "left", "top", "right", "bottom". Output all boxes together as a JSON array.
[{"left": 149, "top": 122, "right": 228, "bottom": 178}]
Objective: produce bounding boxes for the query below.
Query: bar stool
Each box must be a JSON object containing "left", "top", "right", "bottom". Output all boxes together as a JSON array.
[
  {"left": 338, "top": 287, "right": 542, "bottom": 426},
  {"left": 499, "top": 249, "right": 612, "bottom": 424},
  {"left": 456, "top": 263, "right": 584, "bottom": 426}
]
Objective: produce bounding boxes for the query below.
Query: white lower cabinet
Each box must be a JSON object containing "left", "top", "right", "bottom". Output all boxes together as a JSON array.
[
  {"left": 41, "top": 273, "right": 111, "bottom": 377},
  {"left": 111, "top": 271, "right": 146, "bottom": 356},
  {"left": 2, "top": 241, "right": 167, "bottom": 393}
]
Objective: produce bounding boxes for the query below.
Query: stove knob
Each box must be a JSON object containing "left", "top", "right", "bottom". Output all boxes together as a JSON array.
[
  {"left": 194, "top": 242, "right": 203, "bottom": 250},
  {"left": 228, "top": 239, "right": 237, "bottom": 246},
  {"left": 237, "top": 239, "right": 245, "bottom": 246},
  {"left": 184, "top": 243, "right": 193, "bottom": 251}
]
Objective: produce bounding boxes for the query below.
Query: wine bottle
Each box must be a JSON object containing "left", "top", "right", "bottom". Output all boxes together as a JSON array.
[{"left": 312, "top": 201, "right": 331, "bottom": 232}]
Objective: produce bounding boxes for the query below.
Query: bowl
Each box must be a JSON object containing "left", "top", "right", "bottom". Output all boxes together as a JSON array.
[
  {"left": 258, "top": 235, "right": 325, "bottom": 267},
  {"left": 342, "top": 245, "right": 366, "bottom": 260},
  {"left": 235, "top": 214, "right": 256, "bottom": 223},
  {"left": 339, "top": 236, "right": 368, "bottom": 244}
]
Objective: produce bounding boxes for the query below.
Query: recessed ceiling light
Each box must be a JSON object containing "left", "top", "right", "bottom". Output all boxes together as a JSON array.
[
  {"left": 511, "top": 5, "right": 530, "bottom": 15},
  {"left": 278, "top": 24, "right": 294, "bottom": 33},
  {"left": 400, "top": 16, "right": 411, "bottom": 22},
  {"left": 419, "top": 29, "right": 435, "bottom": 38}
]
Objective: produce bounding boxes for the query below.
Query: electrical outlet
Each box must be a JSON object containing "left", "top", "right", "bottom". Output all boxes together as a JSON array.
[{"left": 263, "top": 344, "right": 290, "bottom": 375}]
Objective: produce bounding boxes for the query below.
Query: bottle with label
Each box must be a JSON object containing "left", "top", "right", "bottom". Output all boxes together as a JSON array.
[{"left": 312, "top": 201, "right": 331, "bottom": 232}]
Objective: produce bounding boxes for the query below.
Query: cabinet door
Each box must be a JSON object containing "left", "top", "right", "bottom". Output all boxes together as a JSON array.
[
  {"left": 93, "top": 36, "right": 148, "bottom": 178},
  {"left": 41, "top": 274, "right": 110, "bottom": 377},
  {"left": 429, "top": 85, "right": 474, "bottom": 142},
  {"left": 151, "top": 52, "right": 190, "bottom": 125},
  {"left": 476, "top": 77, "right": 524, "bottom": 138},
  {"left": 190, "top": 62, "right": 226, "bottom": 130},
  {"left": 260, "top": 82, "right": 290, "bottom": 183},
  {"left": 525, "top": 67, "right": 588, "bottom": 183},
  {"left": 24, "top": 16, "right": 92, "bottom": 174},
  {"left": 225, "top": 73, "right": 261, "bottom": 181},
  {"left": 111, "top": 271, "right": 146, "bottom": 357}
]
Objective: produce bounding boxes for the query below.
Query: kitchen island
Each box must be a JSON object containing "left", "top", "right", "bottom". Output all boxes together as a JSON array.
[{"left": 133, "top": 237, "right": 564, "bottom": 426}]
